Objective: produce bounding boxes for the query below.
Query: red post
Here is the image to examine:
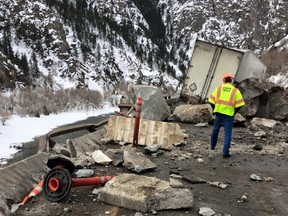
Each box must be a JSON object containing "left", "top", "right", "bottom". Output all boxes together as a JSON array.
[
  {"left": 133, "top": 97, "right": 142, "bottom": 147},
  {"left": 71, "top": 176, "right": 114, "bottom": 187},
  {"left": 47, "top": 175, "right": 114, "bottom": 190}
]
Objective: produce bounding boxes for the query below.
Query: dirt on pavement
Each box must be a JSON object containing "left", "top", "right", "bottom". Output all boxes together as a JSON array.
[{"left": 10, "top": 120, "right": 288, "bottom": 216}]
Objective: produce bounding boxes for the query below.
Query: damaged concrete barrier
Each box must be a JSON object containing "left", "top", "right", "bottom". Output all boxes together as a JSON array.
[
  {"left": 0, "top": 153, "right": 49, "bottom": 203},
  {"left": 97, "top": 173, "right": 193, "bottom": 212},
  {"left": 106, "top": 115, "right": 187, "bottom": 150}
]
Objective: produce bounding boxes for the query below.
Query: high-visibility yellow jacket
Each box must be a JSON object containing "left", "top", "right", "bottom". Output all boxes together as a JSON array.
[{"left": 208, "top": 83, "right": 245, "bottom": 116}]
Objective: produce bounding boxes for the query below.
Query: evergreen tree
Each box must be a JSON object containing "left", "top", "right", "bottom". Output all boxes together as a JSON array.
[
  {"left": 29, "top": 52, "right": 40, "bottom": 84},
  {"left": 3, "top": 24, "right": 13, "bottom": 58},
  {"left": 20, "top": 54, "right": 29, "bottom": 76}
]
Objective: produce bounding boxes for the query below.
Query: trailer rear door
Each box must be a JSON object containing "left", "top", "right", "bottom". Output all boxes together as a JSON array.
[
  {"left": 183, "top": 41, "right": 218, "bottom": 98},
  {"left": 202, "top": 48, "right": 243, "bottom": 100}
]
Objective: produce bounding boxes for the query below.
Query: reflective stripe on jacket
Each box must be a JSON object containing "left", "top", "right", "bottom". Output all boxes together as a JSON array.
[{"left": 208, "top": 83, "right": 245, "bottom": 116}]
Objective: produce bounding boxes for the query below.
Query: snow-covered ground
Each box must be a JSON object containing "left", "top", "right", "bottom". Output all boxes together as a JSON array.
[{"left": 0, "top": 103, "right": 117, "bottom": 164}]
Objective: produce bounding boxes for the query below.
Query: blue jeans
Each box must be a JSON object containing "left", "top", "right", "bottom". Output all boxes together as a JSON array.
[{"left": 210, "top": 113, "right": 234, "bottom": 155}]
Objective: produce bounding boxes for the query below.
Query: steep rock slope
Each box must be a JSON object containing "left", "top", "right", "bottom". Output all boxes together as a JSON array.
[{"left": 0, "top": 0, "right": 287, "bottom": 91}]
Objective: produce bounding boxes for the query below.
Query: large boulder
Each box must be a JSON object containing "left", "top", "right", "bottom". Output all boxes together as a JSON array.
[
  {"left": 129, "top": 85, "right": 171, "bottom": 121},
  {"left": 238, "top": 78, "right": 288, "bottom": 121},
  {"left": 172, "top": 104, "right": 213, "bottom": 123}
]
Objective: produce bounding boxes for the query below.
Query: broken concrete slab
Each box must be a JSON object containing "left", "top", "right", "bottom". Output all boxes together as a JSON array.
[
  {"left": 97, "top": 174, "right": 193, "bottom": 212},
  {"left": 123, "top": 149, "right": 157, "bottom": 173},
  {"left": 38, "top": 121, "right": 108, "bottom": 152},
  {"left": 52, "top": 143, "right": 71, "bottom": 157},
  {"left": 72, "top": 156, "right": 95, "bottom": 169},
  {"left": 105, "top": 149, "right": 124, "bottom": 166},
  {"left": 92, "top": 150, "right": 112, "bottom": 165},
  {"left": 106, "top": 115, "right": 188, "bottom": 150},
  {"left": 0, "top": 153, "right": 49, "bottom": 202},
  {"left": 68, "top": 130, "right": 104, "bottom": 157}
]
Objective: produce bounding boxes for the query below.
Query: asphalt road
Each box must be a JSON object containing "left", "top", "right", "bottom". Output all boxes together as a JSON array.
[{"left": 6, "top": 115, "right": 288, "bottom": 216}]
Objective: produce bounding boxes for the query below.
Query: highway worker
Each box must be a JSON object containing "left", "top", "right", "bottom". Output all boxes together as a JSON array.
[{"left": 208, "top": 73, "right": 245, "bottom": 158}]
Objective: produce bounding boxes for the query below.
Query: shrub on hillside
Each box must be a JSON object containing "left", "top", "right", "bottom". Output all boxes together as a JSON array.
[
  {"left": 14, "top": 89, "right": 44, "bottom": 117},
  {"left": 67, "top": 88, "right": 103, "bottom": 110},
  {"left": 1, "top": 87, "right": 103, "bottom": 117},
  {"left": 0, "top": 94, "right": 12, "bottom": 125}
]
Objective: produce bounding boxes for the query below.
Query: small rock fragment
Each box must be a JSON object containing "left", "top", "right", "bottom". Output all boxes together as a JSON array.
[
  {"left": 250, "top": 174, "right": 262, "bottom": 181},
  {"left": 199, "top": 207, "right": 216, "bottom": 216},
  {"left": 197, "top": 158, "right": 204, "bottom": 163},
  {"left": 264, "top": 177, "right": 274, "bottom": 182}
]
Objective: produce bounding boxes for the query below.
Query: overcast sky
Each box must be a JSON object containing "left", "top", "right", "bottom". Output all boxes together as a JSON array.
[{"left": 0, "top": 103, "right": 117, "bottom": 164}]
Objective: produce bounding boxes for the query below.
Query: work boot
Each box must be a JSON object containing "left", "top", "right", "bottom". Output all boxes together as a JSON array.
[{"left": 223, "top": 154, "right": 231, "bottom": 158}]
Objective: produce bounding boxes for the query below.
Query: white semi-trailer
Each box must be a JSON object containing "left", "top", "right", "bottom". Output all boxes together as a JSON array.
[{"left": 181, "top": 40, "right": 267, "bottom": 102}]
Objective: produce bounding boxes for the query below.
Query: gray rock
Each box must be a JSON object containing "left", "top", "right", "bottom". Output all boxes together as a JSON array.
[
  {"left": 170, "top": 174, "right": 182, "bottom": 179},
  {"left": 151, "top": 153, "right": 158, "bottom": 158},
  {"left": 251, "top": 117, "right": 277, "bottom": 128},
  {"left": 207, "top": 181, "right": 228, "bottom": 189},
  {"left": 199, "top": 207, "right": 216, "bottom": 216},
  {"left": 195, "top": 123, "right": 209, "bottom": 127},
  {"left": 169, "top": 178, "right": 185, "bottom": 188},
  {"left": 129, "top": 85, "right": 171, "bottom": 121},
  {"left": 238, "top": 194, "right": 248, "bottom": 203},
  {"left": 92, "top": 188, "right": 102, "bottom": 196},
  {"left": 254, "top": 130, "right": 266, "bottom": 137},
  {"left": 92, "top": 150, "right": 112, "bottom": 165},
  {"left": 264, "top": 177, "right": 274, "bottom": 182},
  {"left": 172, "top": 104, "right": 213, "bottom": 123},
  {"left": 105, "top": 149, "right": 124, "bottom": 166},
  {"left": 238, "top": 78, "right": 288, "bottom": 121},
  {"left": 144, "top": 144, "right": 162, "bottom": 153},
  {"left": 250, "top": 174, "right": 263, "bottom": 181},
  {"left": 75, "top": 169, "right": 94, "bottom": 178},
  {"left": 253, "top": 144, "right": 263, "bottom": 151}
]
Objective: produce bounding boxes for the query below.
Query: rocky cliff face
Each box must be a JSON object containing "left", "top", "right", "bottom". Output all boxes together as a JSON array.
[{"left": 0, "top": 0, "right": 287, "bottom": 91}]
